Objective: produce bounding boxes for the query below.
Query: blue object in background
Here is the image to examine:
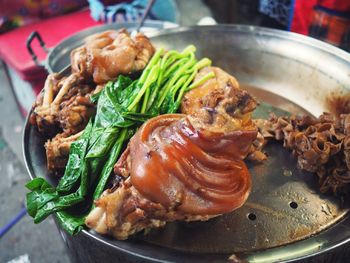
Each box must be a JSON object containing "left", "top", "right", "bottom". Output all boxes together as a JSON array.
[
  {"left": 88, "top": 0, "right": 178, "bottom": 24},
  {"left": 259, "top": 0, "right": 295, "bottom": 30},
  {"left": 0, "top": 207, "right": 27, "bottom": 238}
]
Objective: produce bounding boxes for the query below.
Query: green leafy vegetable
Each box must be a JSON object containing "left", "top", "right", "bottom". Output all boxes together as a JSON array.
[
  {"left": 55, "top": 211, "right": 85, "bottom": 235},
  {"left": 26, "top": 45, "right": 214, "bottom": 234}
]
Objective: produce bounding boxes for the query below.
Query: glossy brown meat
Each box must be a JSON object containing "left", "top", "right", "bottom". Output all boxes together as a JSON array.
[
  {"left": 30, "top": 73, "right": 96, "bottom": 136},
  {"left": 86, "top": 178, "right": 215, "bottom": 240},
  {"left": 86, "top": 81, "right": 258, "bottom": 239},
  {"left": 30, "top": 73, "right": 96, "bottom": 172},
  {"left": 181, "top": 66, "right": 265, "bottom": 162},
  {"left": 181, "top": 67, "right": 240, "bottom": 115},
  {"left": 71, "top": 29, "right": 155, "bottom": 84},
  {"left": 45, "top": 130, "right": 83, "bottom": 173},
  {"left": 129, "top": 114, "right": 255, "bottom": 215}
]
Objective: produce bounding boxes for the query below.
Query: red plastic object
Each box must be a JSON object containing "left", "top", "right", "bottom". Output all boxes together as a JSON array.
[
  {"left": 0, "top": 9, "right": 101, "bottom": 81},
  {"left": 291, "top": 0, "right": 317, "bottom": 35},
  {"left": 291, "top": 0, "right": 350, "bottom": 35}
]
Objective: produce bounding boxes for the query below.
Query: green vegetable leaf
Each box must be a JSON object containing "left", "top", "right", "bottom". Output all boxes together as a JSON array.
[
  {"left": 55, "top": 211, "right": 86, "bottom": 236},
  {"left": 56, "top": 120, "right": 92, "bottom": 193},
  {"left": 93, "top": 128, "right": 129, "bottom": 201},
  {"left": 26, "top": 177, "right": 52, "bottom": 191}
]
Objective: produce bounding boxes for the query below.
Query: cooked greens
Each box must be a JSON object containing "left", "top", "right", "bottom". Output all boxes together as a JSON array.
[{"left": 26, "top": 45, "right": 214, "bottom": 235}]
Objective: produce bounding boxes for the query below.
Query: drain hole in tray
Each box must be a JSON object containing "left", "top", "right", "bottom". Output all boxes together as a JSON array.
[
  {"left": 289, "top": 201, "right": 298, "bottom": 209},
  {"left": 247, "top": 213, "right": 257, "bottom": 221}
]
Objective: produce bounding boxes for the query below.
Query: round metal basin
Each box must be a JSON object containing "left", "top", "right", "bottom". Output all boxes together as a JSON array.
[{"left": 24, "top": 25, "right": 350, "bottom": 263}]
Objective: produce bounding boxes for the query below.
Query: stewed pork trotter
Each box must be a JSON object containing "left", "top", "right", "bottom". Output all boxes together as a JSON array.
[
  {"left": 71, "top": 29, "right": 155, "bottom": 84},
  {"left": 86, "top": 73, "right": 258, "bottom": 240}
]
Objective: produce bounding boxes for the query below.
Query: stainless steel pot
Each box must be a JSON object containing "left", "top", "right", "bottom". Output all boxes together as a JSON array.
[
  {"left": 24, "top": 25, "right": 350, "bottom": 263},
  {"left": 26, "top": 21, "right": 177, "bottom": 73}
]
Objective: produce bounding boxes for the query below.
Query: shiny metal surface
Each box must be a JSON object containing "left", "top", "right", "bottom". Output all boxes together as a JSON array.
[{"left": 23, "top": 25, "right": 350, "bottom": 262}]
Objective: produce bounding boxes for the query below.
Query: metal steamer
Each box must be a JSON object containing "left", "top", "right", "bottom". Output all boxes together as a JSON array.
[{"left": 24, "top": 25, "right": 350, "bottom": 263}]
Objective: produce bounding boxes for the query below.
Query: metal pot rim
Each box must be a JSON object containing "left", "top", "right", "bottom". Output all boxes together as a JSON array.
[{"left": 146, "top": 24, "right": 350, "bottom": 62}]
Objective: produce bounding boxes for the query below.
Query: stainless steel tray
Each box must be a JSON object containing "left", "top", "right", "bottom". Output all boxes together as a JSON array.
[{"left": 24, "top": 25, "right": 350, "bottom": 263}]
